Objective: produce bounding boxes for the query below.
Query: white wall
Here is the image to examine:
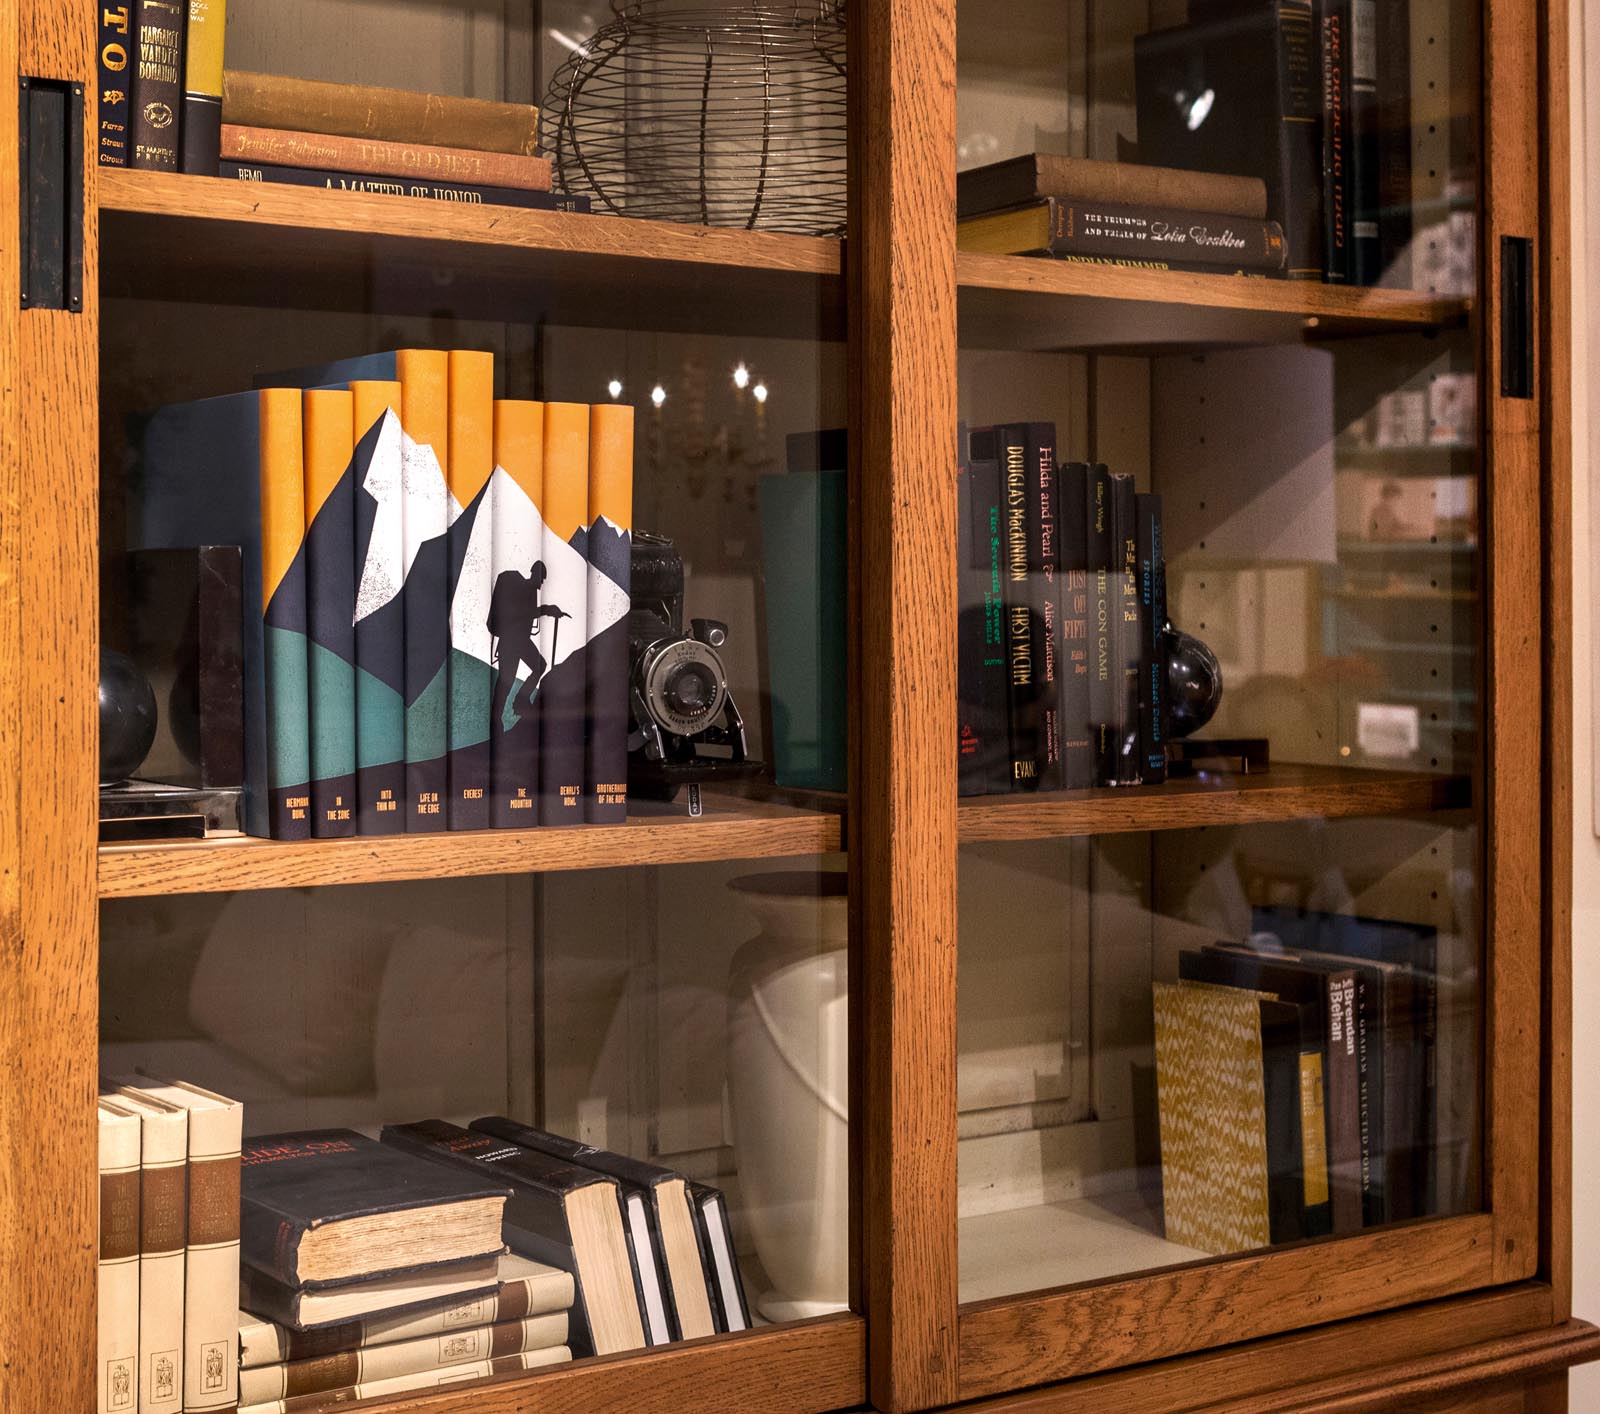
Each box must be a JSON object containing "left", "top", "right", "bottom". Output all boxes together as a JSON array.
[{"left": 1571, "top": 3, "right": 1598, "bottom": 1408}]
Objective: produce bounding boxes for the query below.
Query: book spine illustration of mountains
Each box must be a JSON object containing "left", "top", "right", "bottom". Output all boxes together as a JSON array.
[
  {"left": 131, "top": 0, "right": 183, "bottom": 170},
  {"left": 1136, "top": 493, "right": 1167, "bottom": 784},
  {"left": 1025, "top": 423, "right": 1062, "bottom": 791},
  {"left": 446, "top": 351, "right": 496, "bottom": 831},
  {"left": 1112, "top": 474, "right": 1141, "bottom": 785},
  {"left": 97, "top": 3, "right": 133, "bottom": 165},
  {"left": 539, "top": 403, "right": 591, "bottom": 824},
  {"left": 303, "top": 389, "right": 359, "bottom": 837},
  {"left": 489, "top": 400, "right": 545, "bottom": 828},
  {"left": 1086, "top": 463, "right": 1116, "bottom": 785},
  {"left": 259, "top": 389, "right": 314, "bottom": 838},
  {"left": 350, "top": 381, "right": 407, "bottom": 834},
  {"left": 397, "top": 350, "right": 451, "bottom": 831},
  {"left": 179, "top": 0, "right": 226, "bottom": 174},
  {"left": 1056, "top": 462, "right": 1093, "bottom": 788},
  {"left": 585, "top": 403, "right": 634, "bottom": 823},
  {"left": 993, "top": 426, "right": 1039, "bottom": 789}
]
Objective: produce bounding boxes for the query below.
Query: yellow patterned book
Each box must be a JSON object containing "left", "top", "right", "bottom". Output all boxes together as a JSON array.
[{"left": 1152, "top": 980, "right": 1273, "bottom": 1255}]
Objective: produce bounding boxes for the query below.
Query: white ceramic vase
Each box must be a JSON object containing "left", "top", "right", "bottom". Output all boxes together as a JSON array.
[{"left": 726, "top": 871, "right": 849, "bottom": 1321}]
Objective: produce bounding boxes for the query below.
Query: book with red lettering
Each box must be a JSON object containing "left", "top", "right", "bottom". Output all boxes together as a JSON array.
[{"left": 240, "top": 1130, "right": 509, "bottom": 1290}]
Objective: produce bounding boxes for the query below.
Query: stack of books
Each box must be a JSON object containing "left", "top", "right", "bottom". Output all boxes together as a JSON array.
[
  {"left": 129, "top": 355, "right": 634, "bottom": 840},
  {"left": 1153, "top": 908, "right": 1438, "bottom": 1255},
  {"left": 956, "top": 153, "right": 1286, "bottom": 277},
  {"left": 958, "top": 423, "right": 1170, "bottom": 795},
  {"left": 382, "top": 1118, "right": 751, "bottom": 1355},
  {"left": 97, "top": 1075, "right": 244, "bottom": 1414},
  {"left": 235, "top": 1129, "right": 537, "bottom": 1411},
  {"left": 237, "top": 1253, "right": 574, "bottom": 1410}
]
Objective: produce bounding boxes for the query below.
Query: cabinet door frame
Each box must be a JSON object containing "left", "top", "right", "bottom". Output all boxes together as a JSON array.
[{"left": 854, "top": 0, "right": 1573, "bottom": 1406}]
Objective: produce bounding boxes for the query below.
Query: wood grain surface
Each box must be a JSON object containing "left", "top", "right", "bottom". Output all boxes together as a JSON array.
[
  {"left": 957, "top": 765, "right": 1469, "bottom": 842},
  {"left": 357, "top": 1314, "right": 864, "bottom": 1414},
  {"left": 98, "top": 795, "right": 840, "bottom": 898},
  {"left": 98, "top": 169, "right": 844, "bottom": 337},
  {"left": 957, "top": 1213, "right": 1496, "bottom": 1400},
  {"left": 1540, "top": 0, "right": 1574, "bottom": 1324},
  {"left": 1, "top": 3, "right": 100, "bottom": 1410},
  {"left": 848, "top": 0, "right": 961, "bottom": 1409},
  {"left": 1483, "top": 0, "right": 1546, "bottom": 1289}
]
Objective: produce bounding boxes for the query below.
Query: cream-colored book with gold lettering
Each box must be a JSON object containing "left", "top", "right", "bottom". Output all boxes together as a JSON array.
[
  {"left": 102, "top": 1082, "right": 188, "bottom": 1414},
  {"left": 119, "top": 1077, "right": 244, "bottom": 1413},
  {"left": 98, "top": 1101, "right": 142, "bottom": 1414}
]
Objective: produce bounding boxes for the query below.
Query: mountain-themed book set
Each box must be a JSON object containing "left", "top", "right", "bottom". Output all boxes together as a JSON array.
[
  {"left": 959, "top": 422, "right": 1168, "bottom": 797},
  {"left": 129, "top": 353, "right": 634, "bottom": 839}
]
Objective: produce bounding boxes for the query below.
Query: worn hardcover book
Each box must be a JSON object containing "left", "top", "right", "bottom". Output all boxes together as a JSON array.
[
  {"left": 957, "top": 448, "right": 1010, "bottom": 796},
  {"left": 131, "top": 0, "right": 183, "bottom": 170},
  {"left": 240, "top": 1255, "right": 503, "bottom": 1332},
  {"left": 958, "top": 199, "right": 1287, "bottom": 271},
  {"left": 238, "top": 1252, "right": 573, "bottom": 1368},
  {"left": 179, "top": 0, "right": 225, "bottom": 174},
  {"left": 1055, "top": 461, "right": 1093, "bottom": 789},
  {"left": 349, "top": 381, "right": 406, "bottom": 833},
  {"left": 129, "top": 387, "right": 311, "bottom": 838},
  {"left": 101, "top": 1084, "right": 187, "bottom": 1413},
  {"left": 302, "top": 389, "right": 358, "bottom": 837},
  {"left": 445, "top": 351, "right": 496, "bottom": 831},
  {"left": 240, "top": 1130, "right": 509, "bottom": 1289},
  {"left": 381, "top": 1120, "right": 646, "bottom": 1358},
  {"left": 470, "top": 1116, "right": 714, "bottom": 1342},
  {"left": 585, "top": 404, "right": 635, "bottom": 823},
  {"left": 219, "top": 160, "right": 591, "bottom": 211},
  {"left": 1135, "top": 5, "right": 1323, "bottom": 279},
  {"left": 233, "top": 1347, "right": 572, "bottom": 1412},
  {"left": 538, "top": 404, "right": 591, "bottom": 825},
  {"left": 262, "top": 351, "right": 453, "bottom": 831},
  {"left": 222, "top": 71, "right": 543, "bottom": 157},
  {"left": 487, "top": 400, "right": 546, "bottom": 828},
  {"left": 239, "top": 1309, "right": 568, "bottom": 1405},
  {"left": 98, "top": 3, "right": 134, "bottom": 166},
  {"left": 1111, "top": 474, "right": 1142, "bottom": 785},
  {"left": 220, "top": 125, "right": 553, "bottom": 190},
  {"left": 1085, "top": 463, "right": 1116, "bottom": 785},
  {"left": 1135, "top": 494, "right": 1167, "bottom": 784},
  {"left": 688, "top": 1183, "right": 751, "bottom": 1333},
  {"left": 120, "top": 1078, "right": 244, "bottom": 1412},
  {"left": 956, "top": 152, "right": 1269, "bottom": 222},
  {"left": 98, "top": 1101, "right": 141, "bottom": 1414}
]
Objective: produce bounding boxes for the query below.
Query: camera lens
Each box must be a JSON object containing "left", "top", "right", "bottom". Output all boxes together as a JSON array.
[
  {"left": 636, "top": 637, "right": 728, "bottom": 738},
  {"left": 665, "top": 666, "right": 712, "bottom": 714}
]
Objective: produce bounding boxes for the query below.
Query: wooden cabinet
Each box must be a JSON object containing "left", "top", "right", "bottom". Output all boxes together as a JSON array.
[{"left": 0, "top": 0, "right": 1594, "bottom": 1410}]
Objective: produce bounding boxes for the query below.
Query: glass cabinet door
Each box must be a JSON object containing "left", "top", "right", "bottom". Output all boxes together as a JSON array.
[
  {"left": 948, "top": 0, "right": 1539, "bottom": 1387},
  {"left": 92, "top": 2, "right": 863, "bottom": 1408}
]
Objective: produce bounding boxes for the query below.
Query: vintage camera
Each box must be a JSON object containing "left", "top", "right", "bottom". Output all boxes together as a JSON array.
[{"left": 627, "top": 531, "right": 760, "bottom": 798}]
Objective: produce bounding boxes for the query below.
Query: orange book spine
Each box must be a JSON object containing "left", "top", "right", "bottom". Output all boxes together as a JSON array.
[{"left": 585, "top": 405, "right": 634, "bottom": 823}]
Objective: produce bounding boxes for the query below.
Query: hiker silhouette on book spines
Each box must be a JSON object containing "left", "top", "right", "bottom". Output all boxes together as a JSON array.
[{"left": 488, "top": 559, "right": 570, "bottom": 730}]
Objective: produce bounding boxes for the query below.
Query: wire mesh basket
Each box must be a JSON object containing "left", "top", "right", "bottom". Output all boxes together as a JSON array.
[{"left": 542, "top": 1, "right": 847, "bottom": 236}]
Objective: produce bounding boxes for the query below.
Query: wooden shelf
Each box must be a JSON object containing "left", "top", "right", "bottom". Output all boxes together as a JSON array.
[
  {"left": 97, "top": 793, "right": 841, "bottom": 899},
  {"left": 958, "top": 765, "right": 1470, "bottom": 844},
  {"left": 97, "top": 169, "right": 843, "bottom": 336},
  {"left": 957, "top": 251, "right": 1469, "bottom": 353}
]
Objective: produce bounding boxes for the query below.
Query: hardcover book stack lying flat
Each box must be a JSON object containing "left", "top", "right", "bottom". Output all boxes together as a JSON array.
[
  {"left": 235, "top": 1129, "right": 556, "bottom": 1412},
  {"left": 97, "top": 1075, "right": 245, "bottom": 1414},
  {"left": 958, "top": 422, "right": 1169, "bottom": 796},
  {"left": 129, "top": 354, "right": 635, "bottom": 840}
]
